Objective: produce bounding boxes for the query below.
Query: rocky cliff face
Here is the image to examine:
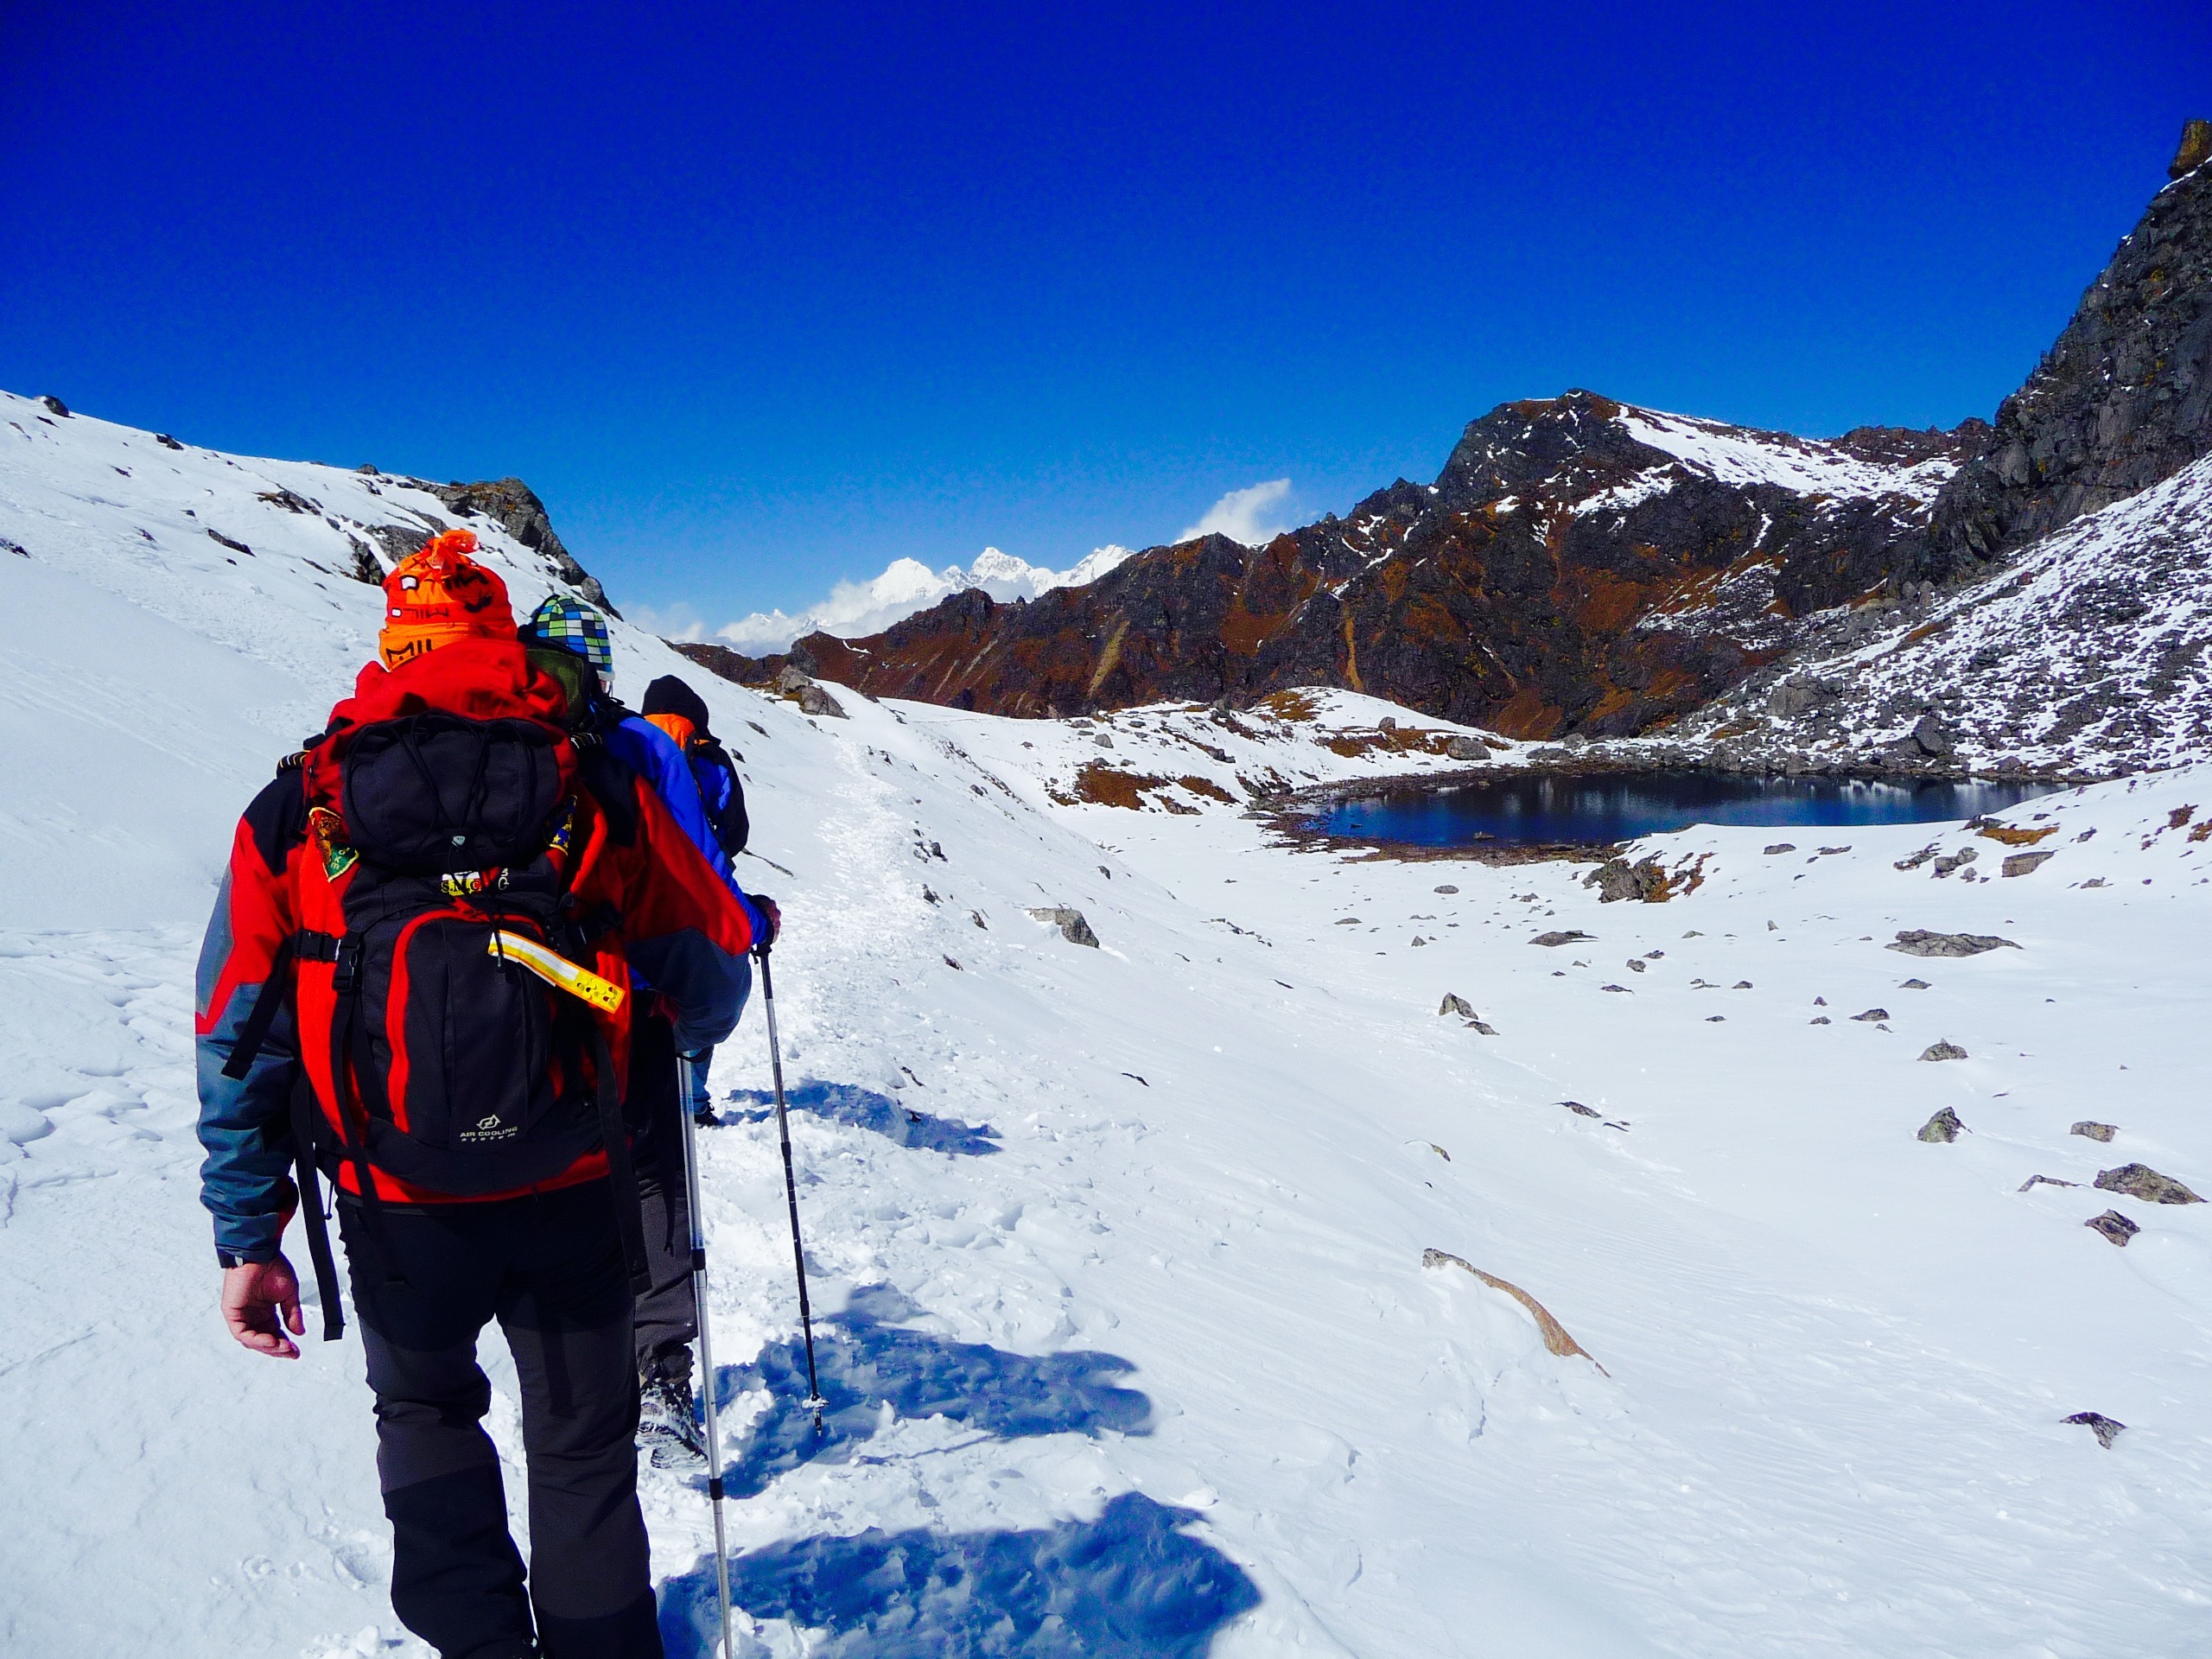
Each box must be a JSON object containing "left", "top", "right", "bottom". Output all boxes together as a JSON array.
[
  {"left": 691, "top": 130, "right": 2209, "bottom": 743},
  {"left": 737, "top": 396, "right": 1974, "bottom": 737},
  {"left": 1929, "top": 130, "right": 2212, "bottom": 566}
]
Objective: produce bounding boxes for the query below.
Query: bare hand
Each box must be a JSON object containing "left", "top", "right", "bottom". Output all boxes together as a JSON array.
[{"left": 222, "top": 1256, "right": 304, "bottom": 1359}]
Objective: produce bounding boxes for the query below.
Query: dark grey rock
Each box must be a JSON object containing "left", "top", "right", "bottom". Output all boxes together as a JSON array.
[
  {"left": 2018, "top": 1174, "right": 2082, "bottom": 1191},
  {"left": 1852, "top": 1007, "right": 1890, "bottom": 1022},
  {"left": 798, "top": 683, "right": 847, "bottom": 719},
  {"left": 1764, "top": 842, "right": 1797, "bottom": 855},
  {"left": 1027, "top": 906, "right": 1100, "bottom": 948},
  {"left": 775, "top": 664, "right": 814, "bottom": 693},
  {"left": 1530, "top": 931, "right": 1595, "bottom": 946},
  {"left": 1446, "top": 735, "right": 1490, "bottom": 761},
  {"left": 2064, "top": 1410, "right": 2126, "bottom": 1447},
  {"left": 1433, "top": 884, "right": 1459, "bottom": 894},
  {"left": 2070, "top": 1121, "right": 2118, "bottom": 1143},
  {"left": 1918, "top": 1106, "right": 1966, "bottom": 1142},
  {"left": 1888, "top": 931, "right": 2020, "bottom": 957},
  {"left": 1919, "top": 1040, "right": 1969, "bottom": 1062},
  {"left": 1438, "top": 993, "right": 1478, "bottom": 1019},
  {"left": 1910, "top": 714, "right": 1953, "bottom": 757},
  {"left": 38, "top": 394, "right": 68, "bottom": 416},
  {"left": 2094, "top": 1163, "right": 2203, "bottom": 1204},
  {"left": 1930, "top": 847, "right": 1980, "bottom": 877},
  {"left": 1900, "top": 978, "right": 1931, "bottom": 989},
  {"left": 427, "top": 477, "right": 615, "bottom": 613},
  {"left": 1585, "top": 855, "right": 1668, "bottom": 902},
  {"left": 2086, "top": 1210, "right": 2140, "bottom": 1247},
  {"left": 2002, "top": 849, "right": 2056, "bottom": 878}
]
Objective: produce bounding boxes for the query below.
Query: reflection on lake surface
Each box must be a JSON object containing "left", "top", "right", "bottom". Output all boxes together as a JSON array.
[{"left": 1310, "top": 771, "right": 2063, "bottom": 847}]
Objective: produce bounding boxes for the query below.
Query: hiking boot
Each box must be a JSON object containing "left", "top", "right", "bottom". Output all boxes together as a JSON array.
[
  {"left": 639, "top": 1373, "right": 708, "bottom": 1469},
  {"left": 693, "top": 1104, "right": 722, "bottom": 1128}
]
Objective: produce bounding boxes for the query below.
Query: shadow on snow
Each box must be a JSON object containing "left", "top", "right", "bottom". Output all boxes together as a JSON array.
[
  {"left": 711, "top": 1285, "right": 1152, "bottom": 1499},
  {"left": 722, "top": 1078, "right": 1001, "bottom": 1157},
  {"left": 658, "top": 1491, "right": 1259, "bottom": 1658}
]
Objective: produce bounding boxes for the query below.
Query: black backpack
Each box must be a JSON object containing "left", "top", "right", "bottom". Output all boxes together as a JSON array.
[{"left": 686, "top": 733, "right": 749, "bottom": 857}]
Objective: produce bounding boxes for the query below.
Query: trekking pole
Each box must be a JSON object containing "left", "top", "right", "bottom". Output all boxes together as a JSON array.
[
  {"left": 676, "top": 1052, "right": 737, "bottom": 1659},
  {"left": 753, "top": 943, "right": 828, "bottom": 1433}
]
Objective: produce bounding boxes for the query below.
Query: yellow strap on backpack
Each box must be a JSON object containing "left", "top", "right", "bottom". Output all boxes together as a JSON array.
[{"left": 487, "top": 931, "right": 626, "bottom": 1013}]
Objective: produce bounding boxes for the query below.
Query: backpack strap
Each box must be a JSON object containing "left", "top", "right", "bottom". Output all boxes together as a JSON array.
[
  {"left": 287, "top": 1073, "right": 344, "bottom": 1341},
  {"left": 219, "top": 931, "right": 338, "bottom": 1079}
]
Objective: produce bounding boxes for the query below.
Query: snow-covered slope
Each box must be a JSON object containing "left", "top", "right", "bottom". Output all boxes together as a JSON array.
[
  {"left": 1676, "top": 453, "right": 2212, "bottom": 778},
  {"left": 6, "top": 397, "right": 2212, "bottom": 1658}
]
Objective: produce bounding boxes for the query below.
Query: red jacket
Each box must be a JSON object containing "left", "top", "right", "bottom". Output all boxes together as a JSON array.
[{"left": 195, "top": 639, "right": 756, "bottom": 1258}]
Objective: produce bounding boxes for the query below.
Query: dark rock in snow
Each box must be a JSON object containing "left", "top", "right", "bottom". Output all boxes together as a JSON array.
[
  {"left": 1446, "top": 735, "right": 1490, "bottom": 760},
  {"left": 1853, "top": 1007, "right": 1891, "bottom": 1022},
  {"left": 2094, "top": 1163, "right": 2203, "bottom": 1204},
  {"left": 1888, "top": 931, "right": 2019, "bottom": 957},
  {"left": 1764, "top": 842, "right": 1797, "bottom": 855},
  {"left": 1560, "top": 1100, "right": 1602, "bottom": 1118},
  {"left": 1918, "top": 1107, "right": 1966, "bottom": 1142},
  {"left": 1919, "top": 1040, "right": 1969, "bottom": 1062},
  {"left": 1438, "top": 994, "right": 1478, "bottom": 1019},
  {"left": 2070, "top": 1121, "right": 2118, "bottom": 1143},
  {"left": 1027, "top": 906, "right": 1101, "bottom": 948},
  {"left": 1530, "top": 931, "right": 1595, "bottom": 946},
  {"left": 429, "top": 477, "right": 615, "bottom": 612},
  {"left": 1585, "top": 855, "right": 1669, "bottom": 902},
  {"left": 2018, "top": 1174, "right": 2081, "bottom": 1192},
  {"left": 1900, "top": 978, "right": 1931, "bottom": 989},
  {"left": 38, "top": 394, "right": 68, "bottom": 416},
  {"left": 2064, "top": 1410, "right": 2126, "bottom": 1447},
  {"left": 2086, "top": 1210, "right": 2140, "bottom": 1246},
  {"left": 797, "top": 683, "right": 848, "bottom": 719},
  {"left": 2002, "top": 850, "right": 2056, "bottom": 877},
  {"left": 155, "top": 433, "right": 183, "bottom": 450},
  {"left": 1433, "top": 885, "right": 1459, "bottom": 894}
]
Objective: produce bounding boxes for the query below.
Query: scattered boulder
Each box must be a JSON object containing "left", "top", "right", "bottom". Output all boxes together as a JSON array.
[
  {"left": 775, "top": 664, "right": 814, "bottom": 693},
  {"left": 797, "top": 683, "right": 847, "bottom": 719},
  {"left": 1852, "top": 1007, "right": 1890, "bottom": 1022},
  {"left": 2085, "top": 1211, "right": 2140, "bottom": 1247},
  {"left": 1626, "top": 959, "right": 1645, "bottom": 973},
  {"left": 1918, "top": 1106, "right": 1966, "bottom": 1142},
  {"left": 2070, "top": 1121, "right": 2118, "bottom": 1143},
  {"left": 1530, "top": 931, "right": 1595, "bottom": 946},
  {"left": 1446, "top": 735, "right": 1490, "bottom": 761},
  {"left": 38, "top": 394, "right": 68, "bottom": 416},
  {"left": 1763, "top": 842, "right": 1797, "bottom": 855},
  {"left": 1438, "top": 993, "right": 1478, "bottom": 1019},
  {"left": 2063, "top": 1410, "right": 2126, "bottom": 1448},
  {"left": 1919, "top": 1040, "right": 1968, "bottom": 1062},
  {"left": 1433, "top": 884, "right": 1459, "bottom": 894},
  {"left": 155, "top": 432, "right": 183, "bottom": 450},
  {"left": 1910, "top": 714, "right": 1954, "bottom": 757},
  {"left": 2018, "top": 1174, "right": 2081, "bottom": 1192},
  {"left": 1888, "top": 931, "right": 2019, "bottom": 957},
  {"left": 1584, "top": 855, "right": 1669, "bottom": 902},
  {"left": 1900, "top": 978, "right": 1931, "bottom": 989},
  {"left": 2094, "top": 1163, "right": 2202, "bottom": 1204},
  {"left": 1094, "top": 733, "right": 1116, "bottom": 748},
  {"left": 1931, "top": 847, "right": 1979, "bottom": 877},
  {"left": 1026, "top": 906, "right": 1100, "bottom": 947},
  {"left": 2001, "top": 850, "right": 2056, "bottom": 878}
]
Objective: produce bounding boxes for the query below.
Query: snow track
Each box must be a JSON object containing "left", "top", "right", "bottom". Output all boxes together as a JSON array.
[{"left": 4, "top": 394, "right": 2211, "bottom": 1656}]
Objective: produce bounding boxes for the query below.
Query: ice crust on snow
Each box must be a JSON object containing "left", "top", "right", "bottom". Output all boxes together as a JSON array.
[{"left": 5, "top": 391, "right": 2212, "bottom": 1657}]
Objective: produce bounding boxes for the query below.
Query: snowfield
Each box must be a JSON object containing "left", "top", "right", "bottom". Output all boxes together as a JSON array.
[{"left": 4, "top": 394, "right": 2212, "bottom": 1657}]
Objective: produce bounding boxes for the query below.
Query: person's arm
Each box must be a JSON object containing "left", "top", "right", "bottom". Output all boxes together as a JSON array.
[
  {"left": 615, "top": 776, "right": 764, "bottom": 1054},
  {"left": 195, "top": 781, "right": 307, "bottom": 1357}
]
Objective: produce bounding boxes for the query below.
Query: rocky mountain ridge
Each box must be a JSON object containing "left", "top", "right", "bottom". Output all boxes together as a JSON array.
[{"left": 694, "top": 125, "right": 2212, "bottom": 760}]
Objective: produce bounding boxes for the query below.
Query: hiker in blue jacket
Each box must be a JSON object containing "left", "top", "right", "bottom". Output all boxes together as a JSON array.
[{"left": 519, "top": 597, "right": 771, "bottom": 1467}]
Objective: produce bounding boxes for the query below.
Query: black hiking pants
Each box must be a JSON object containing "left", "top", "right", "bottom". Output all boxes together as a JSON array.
[
  {"left": 338, "top": 1182, "right": 662, "bottom": 1659},
  {"left": 629, "top": 1014, "right": 698, "bottom": 1386}
]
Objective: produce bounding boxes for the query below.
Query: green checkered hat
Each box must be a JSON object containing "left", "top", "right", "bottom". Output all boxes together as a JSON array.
[{"left": 523, "top": 594, "right": 614, "bottom": 685}]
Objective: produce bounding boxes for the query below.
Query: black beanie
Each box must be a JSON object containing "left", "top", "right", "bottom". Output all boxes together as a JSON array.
[{"left": 641, "top": 674, "right": 711, "bottom": 731}]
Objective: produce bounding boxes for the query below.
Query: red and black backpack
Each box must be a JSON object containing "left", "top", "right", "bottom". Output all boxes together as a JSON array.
[{"left": 223, "top": 641, "right": 651, "bottom": 1336}]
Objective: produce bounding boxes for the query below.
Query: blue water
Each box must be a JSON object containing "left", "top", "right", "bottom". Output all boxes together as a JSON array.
[{"left": 1311, "top": 771, "right": 2062, "bottom": 847}]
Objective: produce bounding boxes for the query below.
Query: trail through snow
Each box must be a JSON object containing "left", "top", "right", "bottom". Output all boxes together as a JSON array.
[{"left": 4, "top": 393, "right": 2210, "bottom": 1657}]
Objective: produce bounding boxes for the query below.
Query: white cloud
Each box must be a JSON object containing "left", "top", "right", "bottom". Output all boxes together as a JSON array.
[
  {"left": 625, "top": 600, "right": 707, "bottom": 643},
  {"left": 1179, "top": 478, "right": 1294, "bottom": 547},
  {"left": 716, "top": 544, "right": 1140, "bottom": 655}
]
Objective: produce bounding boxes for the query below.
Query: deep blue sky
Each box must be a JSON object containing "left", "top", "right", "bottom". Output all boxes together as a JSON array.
[{"left": 3, "top": 2, "right": 2207, "bottom": 630}]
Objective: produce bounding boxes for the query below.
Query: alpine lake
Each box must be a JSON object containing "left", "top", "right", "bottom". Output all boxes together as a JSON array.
[{"left": 1308, "top": 770, "right": 2065, "bottom": 849}]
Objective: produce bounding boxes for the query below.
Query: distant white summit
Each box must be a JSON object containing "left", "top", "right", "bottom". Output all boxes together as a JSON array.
[{"left": 717, "top": 543, "right": 1136, "bottom": 654}]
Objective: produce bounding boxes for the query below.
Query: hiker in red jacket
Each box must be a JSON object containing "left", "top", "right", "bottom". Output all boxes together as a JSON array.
[{"left": 196, "top": 532, "right": 759, "bottom": 1659}]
